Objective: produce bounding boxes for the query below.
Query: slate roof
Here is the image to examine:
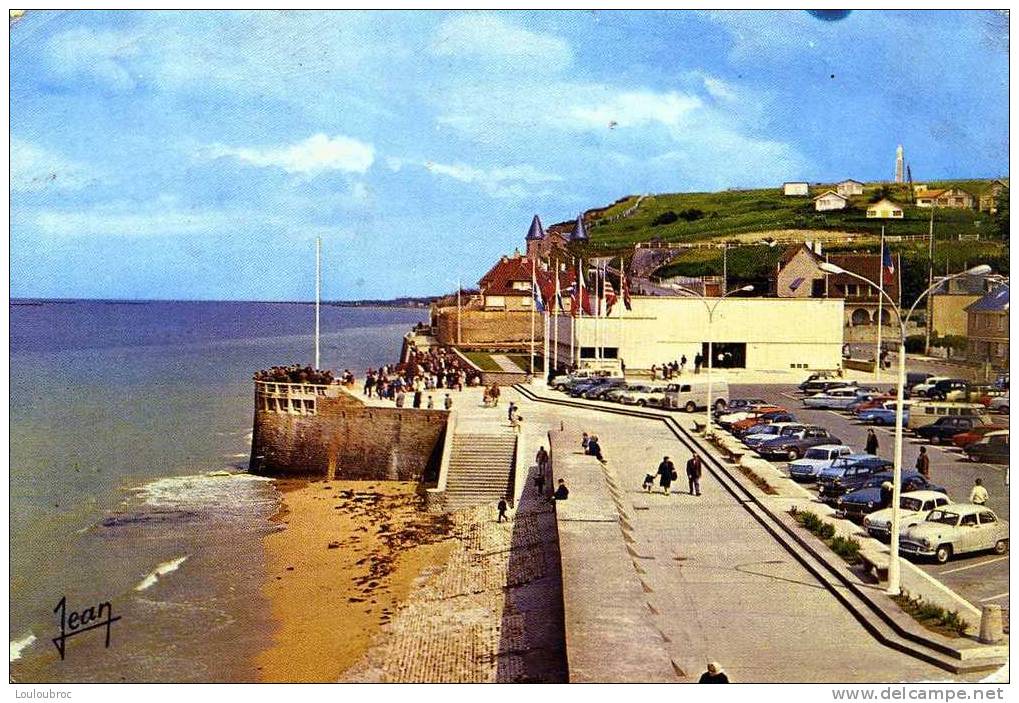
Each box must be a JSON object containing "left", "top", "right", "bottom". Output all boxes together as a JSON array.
[
  {"left": 570, "top": 214, "right": 589, "bottom": 241},
  {"left": 525, "top": 214, "right": 546, "bottom": 241},
  {"left": 966, "top": 284, "right": 1010, "bottom": 313},
  {"left": 827, "top": 253, "right": 901, "bottom": 299}
]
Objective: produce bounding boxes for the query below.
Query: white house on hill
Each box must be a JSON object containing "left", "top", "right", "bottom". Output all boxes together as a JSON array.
[
  {"left": 813, "top": 190, "right": 849, "bottom": 212},
  {"left": 836, "top": 179, "right": 864, "bottom": 197},
  {"left": 783, "top": 182, "right": 809, "bottom": 196},
  {"left": 866, "top": 198, "right": 904, "bottom": 219}
]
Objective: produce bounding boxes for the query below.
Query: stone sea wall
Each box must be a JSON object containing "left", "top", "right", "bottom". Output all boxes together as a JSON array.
[
  {"left": 433, "top": 307, "right": 544, "bottom": 348},
  {"left": 250, "top": 383, "right": 449, "bottom": 480}
]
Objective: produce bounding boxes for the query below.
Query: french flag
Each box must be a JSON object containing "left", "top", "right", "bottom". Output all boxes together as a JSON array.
[{"left": 882, "top": 246, "right": 895, "bottom": 286}]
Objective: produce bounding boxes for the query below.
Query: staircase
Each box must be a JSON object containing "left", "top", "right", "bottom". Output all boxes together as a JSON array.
[{"left": 441, "top": 432, "right": 517, "bottom": 510}]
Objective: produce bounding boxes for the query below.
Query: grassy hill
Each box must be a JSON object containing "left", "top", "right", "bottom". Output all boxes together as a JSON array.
[{"left": 585, "top": 179, "right": 1005, "bottom": 251}]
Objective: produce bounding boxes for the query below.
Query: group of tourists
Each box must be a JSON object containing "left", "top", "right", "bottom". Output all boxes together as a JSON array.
[
  {"left": 362, "top": 346, "right": 482, "bottom": 409},
  {"left": 650, "top": 353, "right": 710, "bottom": 380},
  {"left": 253, "top": 364, "right": 338, "bottom": 385},
  {"left": 482, "top": 383, "right": 502, "bottom": 407}
]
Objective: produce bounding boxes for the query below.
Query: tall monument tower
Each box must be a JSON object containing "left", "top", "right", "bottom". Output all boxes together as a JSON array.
[{"left": 895, "top": 145, "right": 904, "bottom": 183}]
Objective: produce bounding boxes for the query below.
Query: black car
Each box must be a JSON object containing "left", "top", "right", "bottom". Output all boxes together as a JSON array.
[
  {"left": 566, "top": 378, "right": 606, "bottom": 397},
  {"left": 925, "top": 379, "right": 970, "bottom": 401},
  {"left": 834, "top": 471, "right": 947, "bottom": 521},
  {"left": 799, "top": 379, "right": 857, "bottom": 395},
  {"left": 816, "top": 454, "right": 894, "bottom": 504},
  {"left": 914, "top": 415, "right": 992, "bottom": 444}
]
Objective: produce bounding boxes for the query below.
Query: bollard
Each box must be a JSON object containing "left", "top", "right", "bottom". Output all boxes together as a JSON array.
[{"left": 979, "top": 604, "right": 1004, "bottom": 644}]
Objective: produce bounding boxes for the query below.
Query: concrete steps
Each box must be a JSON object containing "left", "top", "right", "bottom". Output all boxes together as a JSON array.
[{"left": 441, "top": 432, "right": 517, "bottom": 510}]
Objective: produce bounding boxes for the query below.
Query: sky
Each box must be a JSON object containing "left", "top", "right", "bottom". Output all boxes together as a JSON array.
[{"left": 9, "top": 10, "right": 1009, "bottom": 301}]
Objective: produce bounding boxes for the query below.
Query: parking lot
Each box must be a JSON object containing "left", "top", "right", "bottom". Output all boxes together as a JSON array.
[{"left": 731, "top": 381, "right": 1009, "bottom": 616}]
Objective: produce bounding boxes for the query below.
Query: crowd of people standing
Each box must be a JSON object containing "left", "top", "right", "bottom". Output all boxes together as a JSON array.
[{"left": 363, "top": 346, "right": 483, "bottom": 407}]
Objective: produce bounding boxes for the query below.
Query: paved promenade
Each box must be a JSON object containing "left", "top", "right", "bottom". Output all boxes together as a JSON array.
[{"left": 510, "top": 385, "right": 954, "bottom": 683}]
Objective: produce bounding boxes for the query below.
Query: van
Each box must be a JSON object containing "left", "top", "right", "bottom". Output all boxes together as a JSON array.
[
  {"left": 661, "top": 379, "right": 729, "bottom": 412},
  {"left": 906, "top": 401, "right": 988, "bottom": 429}
]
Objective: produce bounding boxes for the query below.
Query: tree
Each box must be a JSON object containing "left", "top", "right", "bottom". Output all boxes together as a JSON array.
[{"left": 994, "top": 188, "right": 1009, "bottom": 241}]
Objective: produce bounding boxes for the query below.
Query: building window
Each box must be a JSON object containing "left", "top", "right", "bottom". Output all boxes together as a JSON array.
[
  {"left": 811, "top": 279, "right": 825, "bottom": 297},
  {"left": 892, "top": 210, "right": 902, "bottom": 217},
  {"left": 997, "top": 316, "right": 1006, "bottom": 332}
]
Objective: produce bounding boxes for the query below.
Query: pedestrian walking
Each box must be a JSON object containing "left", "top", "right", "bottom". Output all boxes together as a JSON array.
[
  {"left": 865, "top": 429, "right": 879, "bottom": 456},
  {"left": 497, "top": 499, "right": 508, "bottom": 523},
  {"left": 507, "top": 401, "right": 517, "bottom": 423},
  {"left": 686, "top": 453, "right": 703, "bottom": 496},
  {"left": 970, "top": 478, "right": 989, "bottom": 505},
  {"left": 553, "top": 479, "right": 569, "bottom": 500},
  {"left": 535, "top": 446, "right": 549, "bottom": 473},
  {"left": 657, "top": 456, "right": 676, "bottom": 495},
  {"left": 915, "top": 446, "right": 931, "bottom": 479},
  {"left": 699, "top": 662, "right": 729, "bottom": 684},
  {"left": 510, "top": 410, "right": 522, "bottom": 434},
  {"left": 680, "top": 355, "right": 687, "bottom": 374},
  {"left": 490, "top": 384, "right": 501, "bottom": 407},
  {"left": 642, "top": 474, "right": 655, "bottom": 492},
  {"left": 444, "top": 393, "right": 453, "bottom": 410}
]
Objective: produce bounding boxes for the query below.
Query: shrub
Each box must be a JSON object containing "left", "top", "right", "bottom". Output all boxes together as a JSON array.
[
  {"left": 652, "top": 211, "right": 679, "bottom": 226},
  {"left": 678, "top": 208, "right": 706, "bottom": 222},
  {"left": 830, "top": 535, "right": 861, "bottom": 563},
  {"left": 818, "top": 523, "right": 837, "bottom": 540}
]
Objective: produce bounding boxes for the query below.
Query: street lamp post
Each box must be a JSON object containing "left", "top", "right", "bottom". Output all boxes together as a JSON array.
[
  {"left": 819, "top": 262, "right": 991, "bottom": 595},
  {"left": 703, "top": 285, "right": 755, "bottom": 438}
]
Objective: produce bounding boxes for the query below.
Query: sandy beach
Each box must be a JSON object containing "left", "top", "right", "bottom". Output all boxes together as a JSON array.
[{"left": 256, "top": 479, "right": 454, "bottom": 682}]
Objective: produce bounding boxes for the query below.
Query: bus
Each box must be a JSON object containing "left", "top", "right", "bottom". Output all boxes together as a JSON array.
[{"left": 906, "top": 401, "right": 988, "bottom": 430}]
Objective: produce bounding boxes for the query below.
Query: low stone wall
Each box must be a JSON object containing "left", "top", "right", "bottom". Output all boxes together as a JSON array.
[
  {"left": 434, "top": 307, "right": 545, "bottom": 347},
  {"left": 250, "top": 383, "right": 449, "bottom": 480}
]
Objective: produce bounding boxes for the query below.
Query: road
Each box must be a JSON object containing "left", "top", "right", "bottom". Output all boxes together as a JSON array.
[{"left": 731, "top": 381, "right": 1009, "bottom": 616}]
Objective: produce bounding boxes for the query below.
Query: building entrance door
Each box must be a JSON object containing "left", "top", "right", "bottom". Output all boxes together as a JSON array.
[{"left": 702, "top": 342, "right": 746, "bottom": 369}]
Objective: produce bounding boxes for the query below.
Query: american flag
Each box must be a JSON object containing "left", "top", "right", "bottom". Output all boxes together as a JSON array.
[{"left": 882, "top": 246, "right": 895, "bottom": 286}]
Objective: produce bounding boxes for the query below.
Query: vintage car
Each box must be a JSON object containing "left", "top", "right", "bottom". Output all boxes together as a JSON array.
[
  {"left": 951, "top": 424, "right": 1009, "bottom": 449},
  {"left": 966, "top": 430, "right": 1009, "bottom": 464},
  {"left": 713, "top": 398, "right": 767, "bottom": 419},
  {"left": 802, "top": 387, "right": 868, "bottom": 410},
  {"left": 816, "top": 454, "right": 894, "bottom": 503},
  {"left": 787, "top": 444, "right": 853, "bottom": 482},
  {"left": 731, "top": 411, "right": 796, "bottom": 437},
  {"left": 914, "top": 414, "right": 993, "bottom": 444},
  {"left": 898, "top": 504, "right": 1009, "bottom": 564},
  {"left": 863, "top": 490, "right": 952, "bottom": 541},
  {"left": 717, "top": 405, "right": 785, "bottom": 430},
  {"left": 742, "top": 423, "right": 807, "bottom": 450},
  {"left": 834, "top": 472, "right": 946, "bottom": 521},
  {"left": 858, "top": 401, "right": 911, "bottom": 426},
  {"left": 799, "top": 378, "right": 857, "bottom": 395},
  {"left": 988, "top": 393, "right": 1010, "bottom": 414},
  {"left": 618, "top": 383, "right": 667, "bottom": 407},
  {"left": 756, "top": 426, "right": 841, "bottom": 461}
]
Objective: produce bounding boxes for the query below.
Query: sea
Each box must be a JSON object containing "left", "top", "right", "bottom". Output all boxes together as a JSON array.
[{"left": 9, "top": 300, "right": 427, "bottom": 682}]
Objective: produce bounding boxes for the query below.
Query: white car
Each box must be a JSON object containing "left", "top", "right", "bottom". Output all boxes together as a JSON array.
[
  {"left": 989, "top": 393, "right": 1009, "bottom": 414},
  {"left": 618, "top": 384, "right": 666, "bottom": 407},
  {"left": 911, "top": 376, "right": 953, "bottom": 398},
  {"left": 787, "top": 444, "right": 853, "bottom": 481},
  {"left": 803, "top": 387, "right": 865, "bottom": 410},
  {"left": 899, "top": 504, "right": 1009, "bottom": 564},
  {"left": 863, "top": 490, "right": 952, "bottom": 541},
  {"left": 742, "top": 423, "right": 806, "bottom": 449}
]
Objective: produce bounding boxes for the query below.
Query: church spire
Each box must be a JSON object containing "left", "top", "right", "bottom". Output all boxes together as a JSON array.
[
  {"left": 570, "top": 213, "right": 588, "bottom": 241},
  {"left": 525, "top": 214, "right": 546, "bottom": 241}
]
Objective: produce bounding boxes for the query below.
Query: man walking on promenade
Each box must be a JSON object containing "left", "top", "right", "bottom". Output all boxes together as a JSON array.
[
  {"left": 686, "top": 453, "right": 703, "bottom": 496},
  {"left": 536, "top": 446, "right": 549, "bottom": 474},
  {"left": 657, "top": 456, "right": 676, "bottom": 495},
  {"left": 915, "top": 446, "right": 930, "bottom": 479},
  {"left": 490, "top": 384, "right": 501, "bottom": 407},
  {"left": 865, "top": 429, "right": 879, "bottom": 456}
]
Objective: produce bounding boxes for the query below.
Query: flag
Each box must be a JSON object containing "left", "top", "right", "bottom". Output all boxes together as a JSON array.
[
  {"left": 882, "top": 245, "right": 895, "bottom": 286},
  {"left": 620, "top": 257, "right": 632, "bottom": 311},
  {"left": 531, "top": 262, "right": 546, "bottom": 312},
  {"left": 554, "top": 262, "right": 564, "bottom": 313},
  {"left": 604, "top": 275, "right": 618, "bottom": 316}
]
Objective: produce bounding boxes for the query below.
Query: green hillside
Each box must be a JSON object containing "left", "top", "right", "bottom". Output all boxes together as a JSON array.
[{"left": 584, "top": 179, "right": 1005, "bottom": 250}]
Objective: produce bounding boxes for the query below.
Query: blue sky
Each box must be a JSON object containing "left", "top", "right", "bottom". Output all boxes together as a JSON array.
[{"left": 10, "top": 10, "right": 1009, "bottom": 301}]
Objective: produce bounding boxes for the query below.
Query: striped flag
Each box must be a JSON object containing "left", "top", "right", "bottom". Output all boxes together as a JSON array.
[
  {"left": 620, "top": 257, "right": 632, "bottom": 311},
  {"left": 882, "top": 245, "right": 895, "bottom": 286}
]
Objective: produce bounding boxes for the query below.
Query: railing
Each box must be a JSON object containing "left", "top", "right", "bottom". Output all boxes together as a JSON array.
[{"left": 254, "top": 380, "right": 340, "bottom": 416}]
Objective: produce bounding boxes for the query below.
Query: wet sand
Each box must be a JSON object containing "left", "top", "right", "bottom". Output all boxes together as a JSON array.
[{"left": 256, "top": 479, "right": 453, "bottom": 682}]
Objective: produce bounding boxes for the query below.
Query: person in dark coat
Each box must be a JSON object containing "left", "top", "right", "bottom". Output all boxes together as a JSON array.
[
  {"left": 699, "top": 662, "right": 729, "bottom": 683},
  {"left": 915, "top": 447, "right": 931, "bottom": 479},
  {"left": 657, "top": 456, "right": 676, "bottom": 495},
  {"left": 686, "top": 453, "right": 703, "bottom": 496},
  {"left": 587, "top": 436, "right": 604, "bottom": 463},
  {"left": 553, "top": 480, "right": 569, "bottom": 500},
  {"left": 413, "top": 389, "right": 423, "bottom": 408},
  {"left": 497, "top": 499, "right": 508, "bottom": 523},
  {"left": 865, "top": 429, "right": 879, "bottom": 456}
]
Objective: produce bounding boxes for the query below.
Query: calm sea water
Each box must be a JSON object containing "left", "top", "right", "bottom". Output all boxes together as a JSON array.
[{"left": 9, "top": 300, "right": 427, "bottom": 682}]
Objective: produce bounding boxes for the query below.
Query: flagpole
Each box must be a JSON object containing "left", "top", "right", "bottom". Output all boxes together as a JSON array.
[
  {"left": 530, "top": 257, "right": 536, "bottom": 377},
  {"left": 924, "top": 208, "right": 935, "bottom": 355},
  {"left": 315, "top": 236, "right": 321, "bottom": 369},
  {"left": 570, "top": 257, "right": 576, "bottom": 367},
  {"left": 553, "top": 258, "right": 560, "bottom": 373},
  {"left": 876, "top": 227, "right": 884, "bottom": 381}
]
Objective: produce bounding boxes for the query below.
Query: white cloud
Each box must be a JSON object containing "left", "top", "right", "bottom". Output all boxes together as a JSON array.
[
  {"left": 431, "top": 13, "right": 573, "bottom": 71},
  {"left": 702, "top": 76, "right": 737, "bottom": 101},
  {"left": 567, "top": 90, "right": 703, "bottom": 130},
  {"left": 10, "top": 140, "right": 93, "bottom": 192},
  {"left": 201, "top": 133, "right": 375, "bottom": 176},
  {"left": 45, "top": 27, "right": 140, "bottom": 91},
  {"left": 421, "top": 160, "right": 562, "bottom": 199}
]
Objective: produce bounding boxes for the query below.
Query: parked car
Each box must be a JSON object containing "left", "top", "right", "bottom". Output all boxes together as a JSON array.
[
  {"left": 910, "top": 376, "right": 953, "bottom": 398},
  {"left": 966, "top": 430, "right": 1009, "bottom": 464},
  {"left": 834, "top": 472, "right": 946, "bottom": 521},
  {"left": 714, "top": 398, "right": 767, "bottom": 418},
  {"left": 717, "top": 405, "right": 785, "bottom": 430},
  {"left": 618, "top": 383, "right": 667, "bottom": 407},
  {"left": 743, "top": 423, "right": 807, "bottom": 450},
  {"left": 851, "top": 394, "right": 896, "bottom": 416},
  {"left": 905, "top": 372, "right": 936, "bottom": 395},
  {"left": 799, "top": 379, "right": 858, "bottom": 395},
  {"left": 603, "top": 385, "right": 634, "bottom": 403},
  {"left": 731, "top": 411, "right": 796, "bottom": 437},
  {"left": 803, "top": 387, "right": 869, "bottom": 410},
  {"left": 925, "top": 379, "right": 972, "bottom": 402},
  {"left": 914, "top": 415, "right": 993, "bottom": 445},
  {"left": 568, "top": 377, "right": 610, "bottom": 397},
  {"left": 659, "top": 379, "right": 729, "bottom": 412},
  {"left": 756, "top": 426, "right": 841, "bottom": 461},
  {"left": 858, "top": 400, "right": 912, "bottom": 426},
  {"left": 863, "top": 491, "right": 952, "bottom": 541},
  {"left": 787, "top": 444, "right": 853, "bottom": 482},
  {"left": 797, "top": 372, "right": 842, "bottom": 391},
  {"left": 988, "top": 393, "right": 1010, "bottom": 414},
  {"left": 550, "top": 367, "right": 622, "bottom": 390},
  {"left": 816, "top": 454, "right": 894, "bottom": 504},
  {"left": 898, "top": 504, "right": 1009, "bottom": 564},
  {"left": 951, "top": 424, "right": 1009, "bottom": 449},
  {"left": 581, "top": 378, "right": 628, "bottom": 400}
]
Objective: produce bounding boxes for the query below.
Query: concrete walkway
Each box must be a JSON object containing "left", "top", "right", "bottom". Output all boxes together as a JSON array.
[
  {"left": 507, "top": 385, "right": 956, "bottom": 683},
  {"left": 491, "top": 354, "right": 526, "bottom": 373}
]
